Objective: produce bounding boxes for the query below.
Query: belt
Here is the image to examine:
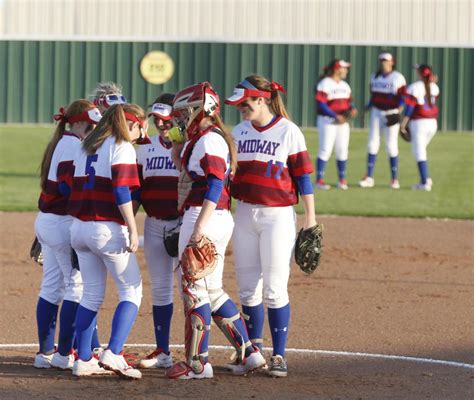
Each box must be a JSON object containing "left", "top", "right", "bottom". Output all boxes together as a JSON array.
[{"left": 184, "top": 206, "right": 226, "bottom": 211}]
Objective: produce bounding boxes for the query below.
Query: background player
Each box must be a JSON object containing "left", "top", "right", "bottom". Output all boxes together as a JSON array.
[
  {"left": 166, "top": 82, "right": 265, "bottom": 380},
  {"left": 135, "top": 93, "right": 179, "bottom": 369},
  {"left": 225, "top": 75, "right": 317, "bottom": 377},
  {"left": 91, "top": 82, "right": 127, "bottom": 114},
  {"left": 360, "top": 52, "right": 406, "bottom": 189},
  {"left": 401, "top": 64, "right": 440, "bottom": 191},
  {"left": 314, "top": 59, "right": 357, "bottom": 190},
  {"left": 34, "top": 100, "right": 101, "bottom": 370},
  {"left": 69, "top": 104, "right": 146, "bottom": 379}
]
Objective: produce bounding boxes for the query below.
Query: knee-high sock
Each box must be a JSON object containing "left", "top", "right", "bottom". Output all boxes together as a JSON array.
[
  {"left": 75, "top": 305, "right": 97, "bottom": 361},
  {"left": 337, "top": 160, "right": 347, "bottom": 181},
  {"left": 36, "top": 297, "right": 59, "bottom": 354},
  {"left": 214, "top": 299, "right": 253, "bottom": 357},
  {"left": 57, "top": 300, "right": 79, "bottom": 356},
  {"left": 268, "top": 303, "right": 290, "bottom": 357},
  {"left": 108, "top": 301, "right": 138, "bottom": 355},
  {"left": 242, "top": 303, "right": 264, "bottom": 350},
  {"left": 390, "top": 156, "right": 399, "bottom": 180},
  {"left": 91, "top": 326, "right": 101, "bottom": 350},
  {"left": 417, "top": 161, "right": 429, "bottom": 184},
  {"left": 367, "top": 153, "right": 377, "bottom": 177},
  {"left": 316, "top": 158, "right": 327, "bottom": 181},
  {"left": 152, "top": 303, "right": 173, "bottom": 353}
]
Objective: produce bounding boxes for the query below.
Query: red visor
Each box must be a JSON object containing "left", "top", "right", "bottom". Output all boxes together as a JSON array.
[
  {"left": 224, "top": 87, "right": 271, "bottom": 106},
  {"left": 68, "top": 108, "right": 102, "bottom": 125}
]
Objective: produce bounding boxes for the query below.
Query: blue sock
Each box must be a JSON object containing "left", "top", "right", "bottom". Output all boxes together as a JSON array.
[
  {"left": 316, "top": 158, "right": 327, "bottom": 181},
  {"left": 390, "top": 156, "right": 399, "bottom": 180},
  {"left": 108, "top": 301, "right": 138, "bottom": 355},
  {"left": 242, "top": 303, "right": 264, "bottom": 350},
  {"left": 36, "top": 297, "right": 59, "bottom": 354},
  {"left": 214, "top": 299, "right": 253, "bottom": 357},
  {"left": 336, "top": 160, "right": 347, "bottom": 180},
  {"left": 367, "top": 153, "right": 377, "bottom": 177},
  {"left": 152, "top": 303, "right": 173, "bottom": 353},
  {"left": 417, "top": 161, "right": 429, "bottom": 184},
  {"left": 268, "top": 304, "right": 290, "bottom": 357},
  {"left": 75, "top": 305, "right": 98, "bottom": 361},
  {"left": 91, "top": 326, "right": 101, "bottom": 350},
  {"left": 190, "top": 304, "right": 211, "bottom": 364},
  {"left": 57, "top": 300, "right": 79, "bottom": 356}
]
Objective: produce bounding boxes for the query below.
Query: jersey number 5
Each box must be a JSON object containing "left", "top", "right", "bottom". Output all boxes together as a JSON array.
[
  {"left": 84, "top": 154, "right": 98, "bottom": 190},
  {"left": 265, "top": 160, "right": 284, "bottom": 180}
]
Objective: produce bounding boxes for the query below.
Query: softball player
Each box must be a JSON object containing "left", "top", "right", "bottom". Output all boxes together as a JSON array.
[
  {"left": 360, "top": 52, "right": 406, "bottom": 189},
  {"left": 92, "top": 81, "right": 127, "bottom": 114},
  {"left": 34, "top": 100, "right": 102, "bottom": 370},
  {"left": 315, "top": 59, "right": 357, "bottom": 190},
  {"left": 69, "top": 104, "right": 147, "bottom": 379},
  {"left": 135, "top": 93, "right": 179, "bottom": 369},
  {"left": 225, "top": 75, "right": 317, "bottom": 377},
  {"left": 166, "top": 82, "right": 265, "bottom": 380},
  {"left": 401, "top": 64, "right": 440, "bottom": 191}
]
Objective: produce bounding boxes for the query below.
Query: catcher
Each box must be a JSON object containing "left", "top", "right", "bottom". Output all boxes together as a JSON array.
[{"left": 166, "top": 82, "right": 265, "bottom": 380}]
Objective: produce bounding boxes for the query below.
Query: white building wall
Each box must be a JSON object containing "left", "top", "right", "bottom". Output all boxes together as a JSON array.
[{"left": 1, "top": 0, "right": 472, "bottom": 47}]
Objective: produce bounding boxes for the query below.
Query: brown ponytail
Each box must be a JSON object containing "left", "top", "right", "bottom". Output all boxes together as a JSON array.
[
  {"left": 244, "top": 75, "right": 291, "bottom": 120},
  {"left": 82, "top": 103, "right": 145, "bottom": 155},
  {"left": 40, "top": 99, "right": 95, "bottom": 191},
  {"left": 423, "top": 77, "right": 433, "bottom": 106},
  {"left": 212, "top": 114, "right": 238, "bottom": 175}
]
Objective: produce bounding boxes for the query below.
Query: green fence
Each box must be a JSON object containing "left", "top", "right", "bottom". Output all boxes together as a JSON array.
[{"left": 1, "top": 41, "right": 472, "bottom": 131}]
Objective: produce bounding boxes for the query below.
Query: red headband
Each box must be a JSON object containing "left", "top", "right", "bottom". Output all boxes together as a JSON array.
[
  {"left": 124, "top": 112, "right": 144, "bottom": 127},
  {"left": 270, "top": 81, "right": 286, "bottom": 94}
]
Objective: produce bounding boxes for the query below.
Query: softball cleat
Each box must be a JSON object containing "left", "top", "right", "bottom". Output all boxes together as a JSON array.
[
  {"left": 72, "top": 356, "right": 113, "bottom": 377},
  {"left": 166, "top": 361, "right": 213, "bottom": 380},
  {"left": 227, "top": 350, "right": 267, "bottom": 376},
  {"left": 138, "top": 348, "right": 173, "bottom": 369},
  {"left": 50, "top": 351, "right": 76, "bottom": 370},
  {"left": 99, "top": 349, "right": 142, "bottom": 379},
  {"left": 359, "top": 176, "right": 375, "bottom": 188},
  {"left": 412, "top": 182, "right": 432, "bottom": 192},
  {"left": 337, "top": 179, "right": 349, "bottom": 190},
  {"left": 268, "top": 355, "right": 288, "bottom": 377},
  {"left": 33, "top": 352, "right": 54, "bottom": 369},
  {"left": 315, "top": 179, "right": 331, "bottom": 190},
  {"left": 390, "top": 179, "right": 400, "bottom": 189}
]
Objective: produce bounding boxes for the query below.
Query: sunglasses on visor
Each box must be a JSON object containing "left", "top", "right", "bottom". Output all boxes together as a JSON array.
[{"left": 96, "top": 94, "right": 127, "bottom": 108}]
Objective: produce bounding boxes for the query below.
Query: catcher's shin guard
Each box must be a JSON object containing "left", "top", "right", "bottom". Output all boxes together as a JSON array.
[{"left": 212, "top": 312, "right": 253, "bottom": 363}]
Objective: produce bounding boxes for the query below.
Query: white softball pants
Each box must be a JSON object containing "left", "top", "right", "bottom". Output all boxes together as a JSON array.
[
  {"left": 70, "top": 219, "right": 142, "bottom": 312},
  {"left": 317, "top": 116, "right": 350, "bottom": 161},
  {"left": 408, "top": 119, "right": 438, "bottom": 162},
  {"left": 368, "top": 107, "right": 400, "bottom": 157},
  {"left": 144, "top": 216, "right": 180, "bottom": 306},
  {"left": 35, "top": 212, "right": 83, "bottom": 305},
  {"left": 179, "top": 207, "right": 234, "bottom": 312},
  {"left": 232, "top": 201, "right": 296, "bottom": 309}
]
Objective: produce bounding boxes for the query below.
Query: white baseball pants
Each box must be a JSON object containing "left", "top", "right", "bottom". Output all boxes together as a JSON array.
[
  {"left": 408, "top": 119, "right": 438, "bottom": 162},
  {"left": 35, "top": 212, "right": 83, "bottom": 305},
  {"left": 317, "top": 116, "right": 350, "bottom": 161},
  {"left": 144, "top": 216, "right": 180, "bottom": 305},
  {"left": 232, "top": 201, "right": 296, "bottom": 309},
  {"left": 70, "top": 219, "right": 142, "bottom": 312},
  {"left": 178, "top": 206, "right": 234, "bottom": 312},
  {"left": 368, "top": 107, "right": 400, "bottom": 157}
]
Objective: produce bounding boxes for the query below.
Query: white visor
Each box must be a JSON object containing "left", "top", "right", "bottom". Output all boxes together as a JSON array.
[
  {"left": 225, "top": 87, "right": 271, "bottom": 106},
  {"left": 379, "top": 52, "right": 393, "bottom": 61},
  {"left": 149, "top": 103, "right": 173, "bottom": 120},
  {"left": 87, "top": 108, "right": 102, "bottom": 123}
]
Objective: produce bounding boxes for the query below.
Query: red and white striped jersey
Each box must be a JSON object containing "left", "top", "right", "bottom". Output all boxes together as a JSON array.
[
  {"left": 370, "top": 71, "right": 406, "bottom": 110},
  {"left": 68, "top": 136, "right": 140, "bottom": 225},
  {"left": 231, "top": 116, "right": 313, "bottom": 207},
  {"left": 182, "top": 127, "right": 231, "bottom": 210},
  {"left": 405, "top": 81, "right": 440, "bottom": 120},
  {"left": 38, "top": 133, "right": 81, "bottom": 215},
  {"left": 315, "top": 77, "right": 352, "bottom": 115},
  {"left": 136, "top": 135, "right": 179, "bottom": 219}
]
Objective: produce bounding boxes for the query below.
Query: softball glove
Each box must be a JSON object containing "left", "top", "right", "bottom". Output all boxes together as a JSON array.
[
  {"left": 385, "top": 113, "right": 401, "bottom": 127},
  {"left": 30, "top": 237, "right": 43, "bottom": 266},
  {"left": 400, "top": 126, "right": 411, "bottom": 142},
  {"left": 294, "top": 224, "right": 323, "bottom": 275},
  {"left": 181, "top": 236, "right": 218, "bottom": 283}
]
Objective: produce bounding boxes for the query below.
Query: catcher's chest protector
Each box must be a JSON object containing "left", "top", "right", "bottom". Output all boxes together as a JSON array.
[{"left": 177, "top": 169, "right": 194, "bottom": 212}]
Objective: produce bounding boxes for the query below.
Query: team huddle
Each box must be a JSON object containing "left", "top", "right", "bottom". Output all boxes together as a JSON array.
[
  {"left": 315, "top": 52, "right": 440, "bottom": 191},
  {"left": 33, "top": 75, "right": 318, "bottom": 380},
  {"left": 31, "top": 52, "right": 439, "bottom": 381}
]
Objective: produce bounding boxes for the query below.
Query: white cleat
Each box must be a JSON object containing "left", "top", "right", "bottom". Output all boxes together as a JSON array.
[
  {"left": 33, "top": 352, "right": 54, "bottom": 369},
  {"left": 227, "top": 351, "right": 267, "bottom": 376},
  {"left": 138, "top": 349, "right": 173, "bottom": 369},
  {"left": 99, "top": 349, "right": 142, "bottom": 379},
  {"left": 359, "top": 176, "right": 375, "bottom": 188},
  {"left": 72, "top": 356, "right": 114, "bottom": 377},
  {"left": 50, "top": 351, "right": 75, "bottom": 370},
  {"left": 166, "top": 361, "right": 214, "bottom": 380},
  {"left": 412, "top": 182, "right": 432, "bottom": 192},
  {"left": 337, "top": 179, "right": 349, "bottom": 190},
  {"left": 390, "top": 179, "right": 400, "bottom": 189},
  {"left": 315, "top": 179, "right": 331, "bottom": 190}
]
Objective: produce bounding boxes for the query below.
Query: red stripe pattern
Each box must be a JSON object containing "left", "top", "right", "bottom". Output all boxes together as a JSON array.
[
  {"left": 140, "top": 175, "right": 179, "bottom": 219},
  {"left": 38, "top": 161, "right": 74, "bottom": 215}
]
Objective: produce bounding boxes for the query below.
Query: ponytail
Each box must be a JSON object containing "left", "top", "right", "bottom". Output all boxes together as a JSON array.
[
  {"left": 40, "top": 120, "right": 67, "bottom": 191},
  {"left": 212, "top": 114, "right": 238, "bottom": 175},
  {"left": 423, "top": 77, "right": 433, "bottom": 106}
]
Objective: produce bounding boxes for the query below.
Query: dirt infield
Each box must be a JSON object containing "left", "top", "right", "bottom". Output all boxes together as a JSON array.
[{"left": 0, "top": 212, "right": 473, "bottom": 399}]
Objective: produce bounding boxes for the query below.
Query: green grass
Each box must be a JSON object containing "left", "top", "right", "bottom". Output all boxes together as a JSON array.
[{"left": 1, "top": 125, "right": 473, "bottom": 219}]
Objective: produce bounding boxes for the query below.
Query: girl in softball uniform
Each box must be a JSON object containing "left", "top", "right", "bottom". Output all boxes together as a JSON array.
[
  {"left": 135, "top": 93, "right": 179, "bottom": 369},
  {"left": 225, "top": 75, "right": 317, "bottom": 377},
  {"left": 166, "top": 82, "right": 265, "bottom": 380},
  {"left": 34, "top": 100, "right": 102, "bottom": 370},
  {"left": 69, "top": 104, "right": 147, "bottom": 379},
  {"left": 401, "top": 64, "right": 440, "bottom": 191},
  {"left": 92, "top": 81, "right": 127, "bottom": 114},
  {"left": 360, "top": 52, "right": 406, "bottom": 189},
  {"left": 315, "top": 59, "right": 357, "bottom": 190}
]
